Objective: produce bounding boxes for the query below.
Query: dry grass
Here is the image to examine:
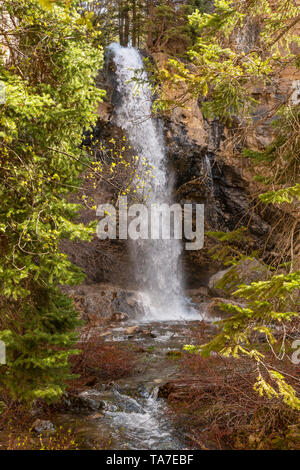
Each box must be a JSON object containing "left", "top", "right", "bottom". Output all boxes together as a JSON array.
[
  {"left": 68, "top": 325, "right": 136, "bottom": 391},
  {"left": 166, "top": 328, "right": 300, "bottom": 450}
]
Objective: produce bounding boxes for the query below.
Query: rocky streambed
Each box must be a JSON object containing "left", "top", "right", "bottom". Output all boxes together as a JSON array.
[{"left": 53, "top": 317, "right": 215, "bottom": 450}]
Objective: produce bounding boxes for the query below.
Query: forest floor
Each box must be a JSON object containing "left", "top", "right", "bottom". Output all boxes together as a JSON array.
[
  {"left": 163, "top": 323, "right": 300, "bottom": 450},
  {"left": 0, "top": 317, "right": 299, "bottom": 450}
]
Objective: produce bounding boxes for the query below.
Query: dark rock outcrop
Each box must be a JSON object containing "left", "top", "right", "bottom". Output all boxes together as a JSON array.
[{"left": 64, "top": 283, "right": 144, "bottom": 321}]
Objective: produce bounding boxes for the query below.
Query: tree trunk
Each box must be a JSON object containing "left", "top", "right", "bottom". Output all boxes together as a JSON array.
[
  {"left": 119, "top": 1, "right": 130, "bottom": 47},
  {"left": 119, "top": 1, "right": 124, "bottom": 45},
  {"left": 124, "top": 4, "right": 130, "bottom": 46},
  {"left": 147, "top": 0, "right": 153, "bottom": 51},
  {"left": 132, "top": 0, "right": 137, "bottom": 48}
]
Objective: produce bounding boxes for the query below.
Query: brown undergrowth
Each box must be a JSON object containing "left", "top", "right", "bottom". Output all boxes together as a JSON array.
[
  {"left": 5, "top": 426, "right": 79, "bottom": 450},
  {"left": 165, "top": 327, "right": 300, "bottom": 450},
  {"left": 0, "top": 398, "right": 80, "bottom": 450},
  {"left": 68, "top": 324, "right": 137, "bottom": 391},
  {"left": 0, "top": 323, "right": 136, "bottom": 449}
]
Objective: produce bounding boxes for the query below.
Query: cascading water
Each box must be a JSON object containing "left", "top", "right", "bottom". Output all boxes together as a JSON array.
[
  {"left": 204, "top": 153, "right": 214, "bottom": 198},
  {"left": 107, "top": 43, "right": 198, "bottom": 321}
]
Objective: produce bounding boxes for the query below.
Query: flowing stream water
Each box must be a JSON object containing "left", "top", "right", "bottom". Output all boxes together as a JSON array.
[{"left": 54, "top": 321, "right": 206, "bottom": 450}]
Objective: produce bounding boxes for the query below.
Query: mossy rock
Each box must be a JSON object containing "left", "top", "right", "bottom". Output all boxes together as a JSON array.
[{"left": 166, "top": 350, "right": 182, "bottom": 359}]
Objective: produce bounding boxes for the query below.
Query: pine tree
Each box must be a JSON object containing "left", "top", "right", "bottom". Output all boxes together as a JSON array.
[{"left": 0, "top": 0, "right": 104, "bottom": 403}]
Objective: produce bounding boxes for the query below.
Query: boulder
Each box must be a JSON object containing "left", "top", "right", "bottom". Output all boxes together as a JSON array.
[
  {"left": 141, "top": 328, "right": 157, "bottom": 338},
  {"left": 187, "top": 286, "right": 209, "bottom": 303},
  {"left": 77, "top": 390, "right": 105, "bottom": 411},
  {"left": 65, "top": 283, "right": 144, "bottom": 322},
  {"left": 32, "top": 419, "right": 55, "bottom": 436},
  {"left": 207, "top": 297, "right": 246, "bottom": 320},
  {"left": 88, "top": 412, "right": 104, "bottom": 420},
  {"left": 63, "top": 390, "right": 104, "bottom": 413},
  {"left": 208, "top": 267, "right": 232, "bottom": 294},
  {"left": 208, "top": 258, "right": 270, "bottom": 297},
  {"left": 125, "top": 325, "right": 140, "bottom": 336},
  {"left": 157, "top": 382, "right": 176, "bottom": 399},
  {"left": 110, "top": 311, "right": 129, "bottom": 322}
]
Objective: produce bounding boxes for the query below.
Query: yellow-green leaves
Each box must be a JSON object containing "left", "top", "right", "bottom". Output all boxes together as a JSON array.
[
  {"left": 38, "top": 0, "right": 56, "bottom": 9},
  {"left": 259, "top": 184, "right": 300, "bottom": 204},
  {"left": 37, "top": 0, "right": 71, "bottom": 10},
  {"left": 255, "top": 371, "right": 300, "bottom": 411}
]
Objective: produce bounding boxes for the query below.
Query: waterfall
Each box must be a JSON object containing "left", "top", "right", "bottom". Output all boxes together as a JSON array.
[
  {"left": 204, "top": 153, "right": 214, "bottom": 198},
  {"left": 107, "top": 43, "right": 198, "bottom": 321}
]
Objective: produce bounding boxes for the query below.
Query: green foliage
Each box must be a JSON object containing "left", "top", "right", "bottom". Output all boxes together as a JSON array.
[
  {"left": 186, "top": 230, "right": 300, "bottom": 409},
  {"left": 85, "top": 0, "right": 214, "bottom": 51},
  {"left": 259, "top": 185, "right": 300, "bottom": 204},
  {"left": 184, "top": 266, "right": 300, "bottom": 409},
  {"left": 244, "top": 105, "right": 300, "bottom": 208},
  {"left": 147, "top": 1, "right": 194, "bottom": 53},
  {"left": 206, "top": 227, "right": 250, "bottom": 266},
  {"left": 154, "top": 0, "right": 299, "bottom": 120},
  {"left": 0, "top": 0, "right": 104, "bottom": 402},
  {"left": 254, "top": 371, "right": 300, "bottom": 410},
  {"left": 194, "top": 223, "right": 299, "bottom": 408}
]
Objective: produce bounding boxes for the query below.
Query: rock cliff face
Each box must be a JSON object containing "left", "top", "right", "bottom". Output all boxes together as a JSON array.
[
  {"left": 162, "top": 109, "right": 272, "bottom": 286},
  {"left": 155, "top": 39, "right": 300, "bottom": 278},
  {"left": 61, "top": 48, "right": 299, "bottom": 315}
]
